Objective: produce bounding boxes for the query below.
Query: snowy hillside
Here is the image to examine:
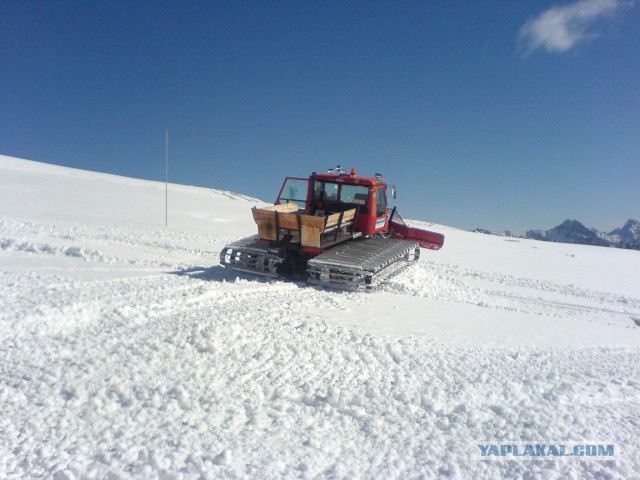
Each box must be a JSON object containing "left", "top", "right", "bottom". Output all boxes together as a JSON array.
[{"left": 1, "top": 154, "right": 639, "bottom": 479}]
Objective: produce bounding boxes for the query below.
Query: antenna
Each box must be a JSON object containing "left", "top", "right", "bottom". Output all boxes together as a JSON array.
[{"left": 165, "top": 128, "right": 169, "bottom": 227}]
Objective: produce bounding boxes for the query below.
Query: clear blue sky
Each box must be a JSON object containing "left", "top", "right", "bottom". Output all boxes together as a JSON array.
[{"left": 2, "top": 0, "right": 638, "bottom": 233}]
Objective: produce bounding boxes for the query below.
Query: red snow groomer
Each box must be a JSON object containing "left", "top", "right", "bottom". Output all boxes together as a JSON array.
[{"left": 220, "top": 166, "right": 444, "bottom": 290}]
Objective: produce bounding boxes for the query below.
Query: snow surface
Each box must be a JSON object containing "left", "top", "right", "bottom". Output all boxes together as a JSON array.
[{"left": 1, "top": 154, "right": 639, "bottom": 479}]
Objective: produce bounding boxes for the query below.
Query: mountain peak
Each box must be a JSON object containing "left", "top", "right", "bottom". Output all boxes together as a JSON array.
[
  {"left": 525, "top": 219, "right": 640, "bottom": 249},
  {"left": 609, "top": 219, "right": 640, "bottom": 246},
  {"left": 545, "top": 219, "right": 606, "bottom": 246}
]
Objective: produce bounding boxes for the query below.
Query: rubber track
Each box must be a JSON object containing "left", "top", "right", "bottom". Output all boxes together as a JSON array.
[
  {"left": 219, "top": 235, "right": 282, "bottom": 277},
  {"left": 307, "top": 237, "right": 420, "bottom": 290},
  {"left": 220, "top": 235, "right": 420, "bottom": 290}
]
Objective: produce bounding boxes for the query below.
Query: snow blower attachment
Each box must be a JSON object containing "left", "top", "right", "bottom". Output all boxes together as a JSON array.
[{"left": 219, "top": 167, "right": 444, "bottom": 290}]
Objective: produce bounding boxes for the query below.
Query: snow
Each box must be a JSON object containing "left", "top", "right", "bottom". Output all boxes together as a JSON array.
[{"left": 1, "top": 153, "right": 639, "bottom": 479}]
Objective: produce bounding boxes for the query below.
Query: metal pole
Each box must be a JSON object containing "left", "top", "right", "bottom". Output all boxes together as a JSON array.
[{"left": 165, "top": 128, "right": 169, "bottom": 227}]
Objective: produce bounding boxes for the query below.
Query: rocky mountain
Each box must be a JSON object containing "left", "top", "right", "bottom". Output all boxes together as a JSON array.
[
  {"left": 609, "top": 219, "right": 640, "bottom": 248},
  {"left": 524, "top": 219, "right": 640, "bottom": 250}
]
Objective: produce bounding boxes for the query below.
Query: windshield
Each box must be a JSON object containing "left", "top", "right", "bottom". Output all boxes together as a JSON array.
[
  {"left": 341, "top": 184, "right": 369, "bottom": 204},
  {"left": 313, "top": 181, "right": 368, "bottom": 204}
]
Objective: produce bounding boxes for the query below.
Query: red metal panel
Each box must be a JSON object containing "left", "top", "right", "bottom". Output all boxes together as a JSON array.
[{"left": 390, "top": 221, "right": 445, "bottom": 250}]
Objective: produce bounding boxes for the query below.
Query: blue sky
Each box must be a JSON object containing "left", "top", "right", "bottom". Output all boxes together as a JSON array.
[{"left": 2, "top": 0, "right": 638, "bottom": 233}]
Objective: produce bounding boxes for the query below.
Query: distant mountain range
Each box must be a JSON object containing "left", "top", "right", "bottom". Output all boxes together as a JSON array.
[{"left": 473, "top": 219, "right": 640, "bottom": 250}]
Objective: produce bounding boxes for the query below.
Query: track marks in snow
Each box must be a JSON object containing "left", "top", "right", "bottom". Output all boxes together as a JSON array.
[
  {"left": 386, "top": 260, "right": 640, "bottom": 323},
  {"left": 2, "top": 267, "right": 640, "bottom": 479},
  {"left": 2, "top": 211, "right": 640, "bottom": 478},
  {"left": 0, "top": 216, "right": 225, "bottom": 271}
]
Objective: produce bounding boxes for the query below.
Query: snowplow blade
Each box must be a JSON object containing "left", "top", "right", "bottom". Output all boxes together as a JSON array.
[{"left": 390, "top": 221, "right": 444, "bottom": 250}]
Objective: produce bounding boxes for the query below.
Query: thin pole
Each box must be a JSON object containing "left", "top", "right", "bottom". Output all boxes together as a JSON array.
[{"left": 165, "top": 128, "right": 169, "bottom": 227}]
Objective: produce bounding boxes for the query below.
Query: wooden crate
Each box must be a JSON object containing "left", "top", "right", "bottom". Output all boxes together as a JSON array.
[{"left": 251, "top": 205, "right": 357, "bottom": 248}]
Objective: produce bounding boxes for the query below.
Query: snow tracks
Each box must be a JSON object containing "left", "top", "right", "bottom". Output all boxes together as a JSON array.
[{"left": 1, "top": 215, "right": 640, "bottom": 479}]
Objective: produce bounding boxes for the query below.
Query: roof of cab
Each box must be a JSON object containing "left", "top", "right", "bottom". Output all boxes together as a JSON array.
[{"left": 312, "top": 171, "right": 385, "bottom": 187}]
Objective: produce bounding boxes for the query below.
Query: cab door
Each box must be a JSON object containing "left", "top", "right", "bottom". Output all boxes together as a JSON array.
[
  {"left": 276, "top": 177, "right": 309, "bottom": 211},
  {"left": 373, "top": 186, "right": 389, "bottom": 233}
]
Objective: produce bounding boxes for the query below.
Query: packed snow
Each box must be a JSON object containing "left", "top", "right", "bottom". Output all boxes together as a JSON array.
[{"left": 1, "top": 154, "right": 639, "bottom": 479}]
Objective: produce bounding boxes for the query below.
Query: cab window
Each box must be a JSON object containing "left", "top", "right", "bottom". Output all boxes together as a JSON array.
[
  {"left": 313, "top": 181, "right": 338, "bottom": 201},
  {"left": 376, "top": 188, "right": 387, "bottom": 217},
  {"left": 277, "top": 178, "right": 309, "bottom": 210},
  {"left": 340, "top": 184, "right": 369, "bottom": 204}
]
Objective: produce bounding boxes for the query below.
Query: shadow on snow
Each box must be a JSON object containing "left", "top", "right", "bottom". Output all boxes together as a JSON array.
[{"left": 169, "top": 265, "right": 309, "bottom": 289}]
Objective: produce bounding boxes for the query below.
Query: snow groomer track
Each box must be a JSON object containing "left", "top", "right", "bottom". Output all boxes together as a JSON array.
[{"left": 307, "top": 237, "right": 420, "bottom": 289}]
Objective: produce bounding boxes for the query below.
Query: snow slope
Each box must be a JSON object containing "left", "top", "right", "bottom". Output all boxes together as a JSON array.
[{"left": 1, "top": 154, "right": 639, "bottom": 479}]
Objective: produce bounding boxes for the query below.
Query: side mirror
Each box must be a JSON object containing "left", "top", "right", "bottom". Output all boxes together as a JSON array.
[{"left": 391, "top": 185, "right": 397, "bottom": 199}]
